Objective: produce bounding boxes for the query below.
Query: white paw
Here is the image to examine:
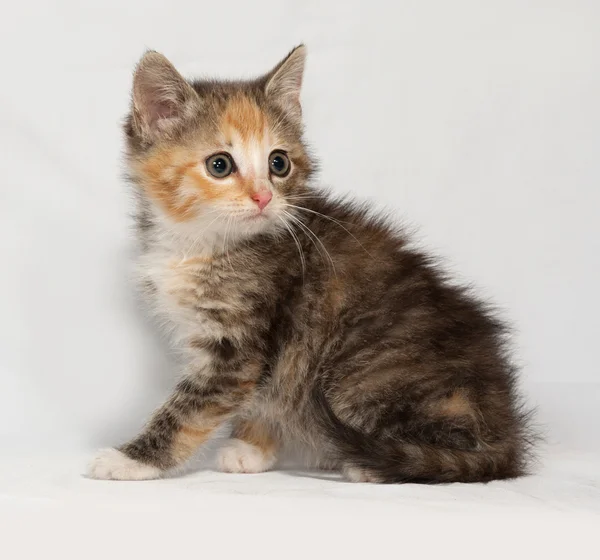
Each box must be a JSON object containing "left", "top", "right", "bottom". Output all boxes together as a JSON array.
[
  {"left": 86, "top": 448, "right": 163, "bottom": 481},
  {"left": 217, "top": 438, "right": 277, "bottom": 474},
  {"left": 342, "top": 465, "right": 382, "bottom": 483}
]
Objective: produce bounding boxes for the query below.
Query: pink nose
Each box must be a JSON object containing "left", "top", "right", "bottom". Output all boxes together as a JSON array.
[{"left": 251, "top": 190, "right": 273, "bottom": 211}]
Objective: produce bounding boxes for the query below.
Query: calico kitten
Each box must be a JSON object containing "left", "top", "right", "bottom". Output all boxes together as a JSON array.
[{"left": 88, "top": 46, "right": 533, "bottom": 483}]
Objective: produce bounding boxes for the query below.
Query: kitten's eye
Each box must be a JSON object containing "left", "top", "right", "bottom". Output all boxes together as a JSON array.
[
  {"left": 206, "top": 153, "right": 235, "bottom": 178},
  {"left": 269, "top": 151, "right": 290, "bottom": 177}
]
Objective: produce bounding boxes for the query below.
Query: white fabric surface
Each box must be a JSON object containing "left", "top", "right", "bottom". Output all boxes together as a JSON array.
[
  {"left": 1, "top": 1, "right": 599, "bottom": 557},
  {"left": 0, "top": 447, "right": 599, "bottom": 558}
]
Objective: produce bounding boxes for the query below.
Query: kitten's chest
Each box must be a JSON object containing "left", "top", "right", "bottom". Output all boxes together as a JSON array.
[{"left": 136, "top": 247, "right": 239, "bottom": 343}]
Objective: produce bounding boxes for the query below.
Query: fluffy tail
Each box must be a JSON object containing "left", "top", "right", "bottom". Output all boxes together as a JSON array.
[{"left": 312, "top": 384, "right": 532, "bottom": 484}]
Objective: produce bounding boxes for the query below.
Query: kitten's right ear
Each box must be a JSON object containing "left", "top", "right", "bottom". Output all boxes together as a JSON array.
[{"left": 131, "top": 51, "right": 200, "bottom": 142}]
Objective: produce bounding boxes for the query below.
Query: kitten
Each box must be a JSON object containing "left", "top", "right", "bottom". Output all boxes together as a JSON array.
[{"left": 88, "top": 46, "right": 534, "bottom": 483}]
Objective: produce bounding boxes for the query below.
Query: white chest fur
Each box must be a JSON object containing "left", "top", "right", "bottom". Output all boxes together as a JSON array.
[{"left": 134, "top": 246, "right": 229, "bottom": 348}]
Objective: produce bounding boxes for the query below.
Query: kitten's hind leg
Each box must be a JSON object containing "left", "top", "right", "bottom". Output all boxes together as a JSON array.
[{"left": 217, "top": 418, "right": 278, "bottom": 474}]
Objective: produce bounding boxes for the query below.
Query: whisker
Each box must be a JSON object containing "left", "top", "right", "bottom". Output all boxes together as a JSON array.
[
  {"left": 285, "top": 194, "right": 325, "bottom": 201},
  {"left": 282, "top": 210, "right": 337, "bottom": 277},
  {"left": 224, "top": 215, "right": 234, "bottom": 271},
  {"left": 283, "top": 203, "right": 376, "bottom": 260},
  {"left": 277, "top": 215, "right": 306, "bottom": 280},
  {"left": 187, "top": 212, "right": 226, "bottom": 255},
  {"left": 283, "top": 202, "right": 355, "bottom": 226}
]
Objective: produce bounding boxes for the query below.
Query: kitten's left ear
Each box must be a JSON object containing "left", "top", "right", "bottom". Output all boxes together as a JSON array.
[{"left": 264, "top": 45, "right": 306, "bottom": 118}]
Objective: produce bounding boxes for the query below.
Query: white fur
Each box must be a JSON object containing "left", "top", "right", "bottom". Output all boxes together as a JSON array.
[
  {"left": 134, "top": 247, "right": 228, "bottom": 345},
  {"left": 217, "top": 438, "right": 277, "bottom": 474},
  {"left": 342, "top": 465, "right": 381, "bottom": 483},
  {"left": 87, "top": 448, "right": 162, "bottom": 481}
]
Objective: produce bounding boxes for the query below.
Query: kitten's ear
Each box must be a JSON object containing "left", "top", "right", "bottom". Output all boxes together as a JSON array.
[
  {"left": 264, "top": 45, "right": 306, "bottom": 119},
  {"left": 131, "top": 51, "right": 200, "bottom": 141}
]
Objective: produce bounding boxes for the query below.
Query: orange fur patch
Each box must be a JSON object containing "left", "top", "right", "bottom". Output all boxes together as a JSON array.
[
  {"left": 221, "top": 96, "right": 271, "bottom": 201},
  {"left": 138, "top": 147, "right": 200, "bottom": 222},
  {"left": 186, "top": 167, "right": 225, "bottom": 202},
  {"left": 137, "top": 146, "right": 233, "bottom": 221},
  {"left": 437, "top": 390, "right": 474, "bottom": 418},
  {"left": 238, "top": 380, "right": 257, "bottom": 391},
  {"left": 171, "top": 405, "right": 231, "bottom": 462},
  {"left": 179, "top": 255, "right": 213, "bottom": 266},
  {"left": 222, "top": 95, "right": 266, "bottom": 143},
  {"left": 233, "top": 419, "right": 278, "bottom": 456},
  {"left": 172, "top": 425, "right": 213, "bottom": 463}
]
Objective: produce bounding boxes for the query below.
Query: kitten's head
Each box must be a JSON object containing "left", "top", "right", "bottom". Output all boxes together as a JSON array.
[{"left": 124, "top": 46, "right": 313, "bottom": 244}]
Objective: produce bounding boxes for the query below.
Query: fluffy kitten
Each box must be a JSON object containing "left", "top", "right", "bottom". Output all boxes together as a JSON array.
[{"left": 88, "top": 46, "right": 533, "bottom": 483}]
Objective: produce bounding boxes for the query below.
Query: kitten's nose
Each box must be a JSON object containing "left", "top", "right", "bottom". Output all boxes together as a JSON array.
[{"left": 251, "top": 189, "right": 273, "bottom": 211}]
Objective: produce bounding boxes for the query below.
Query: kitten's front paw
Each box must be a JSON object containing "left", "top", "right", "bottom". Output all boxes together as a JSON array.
[
  {"left": 217, "top": 438, "right": 277, "bottom": 474},
  {"left": 86, "top": 448, "right": 162, "bottom": 481}
]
